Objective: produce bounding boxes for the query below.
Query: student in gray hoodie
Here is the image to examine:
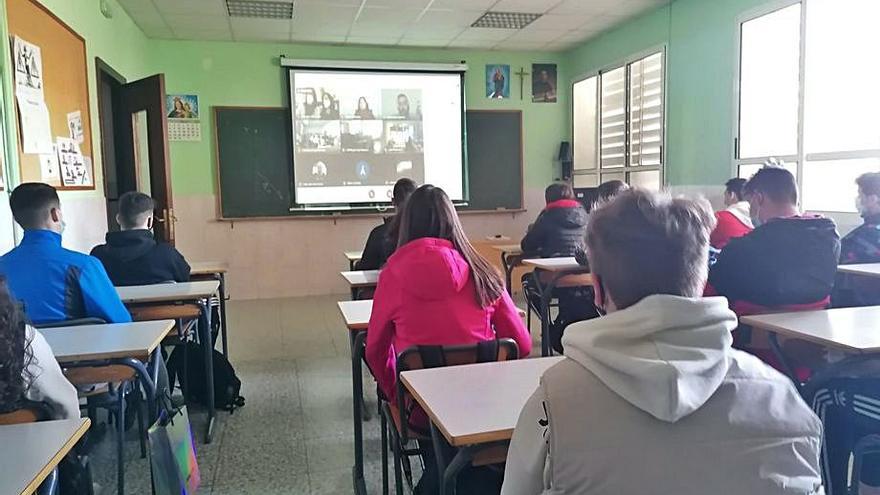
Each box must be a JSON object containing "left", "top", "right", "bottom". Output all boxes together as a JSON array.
[{"left": 502, "top": 188, "right": 824, "bottom": 495}]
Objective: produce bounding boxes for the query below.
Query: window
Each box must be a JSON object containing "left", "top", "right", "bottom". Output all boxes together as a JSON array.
[
  {"left": 573, "top": 50, "right": 665, "bottom": 190},
  {"left": 736, "top": 0, "right": 880, "bottom": 212}
]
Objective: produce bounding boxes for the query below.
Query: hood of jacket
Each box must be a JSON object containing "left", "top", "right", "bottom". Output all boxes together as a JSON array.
[
  {"left": 541, "top": 200, "right": 588, "bottom": 230},
  {"left": 99, "top": 230, "right": 157, "bottom": 262},
  {"left": 725, "top": 201, "right": 753, "bottom": 228},
  {"left": 385, "top": 237, "right": 470, "bottom": 301},
  {"left": 561, "top": 294, "right": 738, "bottom": 422}
]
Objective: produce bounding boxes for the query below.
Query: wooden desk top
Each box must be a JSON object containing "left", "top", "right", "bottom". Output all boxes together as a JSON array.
[
  {"left": 401, "top": 357, "right": 564, "bottom": 447},
  {"left": 838, "top": 263, "right": 880, "bottom": 279},
  {"left": 190, "top": 261, "right": 229, "bottom": 276},
  {"left": 344, "top": 251, "right": 363, "bottom": 262},
  {"left": 490, "top": 244, "right": 523, "bottom": 255},
  {"left": 522, "top": 257, "right": 584, "bottom": 272},
  {"left": 340, "top": 270, "right": 380, "bottom": 288},
  {"left": 40, "top": 320, "right": 176, "bottom": 363},
  {"left": 116, "top": 280, "right": 220, "bottom": 304},
  {"left": 0, "top": 418, "right": 90, "bottom": 495},
  {"left": 742, "top": 306, "right": 880, "bottom": 353},
  {"left": 338, "top": 300, "right": 372, "bottom": 331}
]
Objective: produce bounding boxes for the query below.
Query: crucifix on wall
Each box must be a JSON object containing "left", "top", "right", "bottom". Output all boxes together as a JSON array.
[{"left": 515, "top": 66, "right": 529, "bottom": 100}]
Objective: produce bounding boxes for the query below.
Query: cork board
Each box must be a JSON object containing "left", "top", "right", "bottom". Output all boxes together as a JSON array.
[{"left": 7, "top": 0, "right": 94, "bottom": 190}]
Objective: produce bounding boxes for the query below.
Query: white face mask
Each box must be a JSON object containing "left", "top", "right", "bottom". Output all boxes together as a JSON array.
[{"left": 856, "top": 195, "right": 866, "bottom": 215}]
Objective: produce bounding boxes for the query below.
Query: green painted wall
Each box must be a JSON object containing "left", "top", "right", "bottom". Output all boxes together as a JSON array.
[
  {"left": 565, "top": 0, "right": 772, "bottom": 186},
  {"left": 150, "top": 41, "right": 568, "bottom": 196}
]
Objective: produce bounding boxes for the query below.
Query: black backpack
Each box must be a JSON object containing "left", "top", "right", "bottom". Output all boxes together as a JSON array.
[{"left": 167, "top": 343, "right": 245, "bottom": 411}]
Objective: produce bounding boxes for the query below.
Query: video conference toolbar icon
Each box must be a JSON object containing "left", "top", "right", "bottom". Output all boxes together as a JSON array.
[
  {"left": 356, "top": 161, "right": 370, "bottom": 180},
  {"left": 368, "top": 189, "right": 376, "bottom": 199}
]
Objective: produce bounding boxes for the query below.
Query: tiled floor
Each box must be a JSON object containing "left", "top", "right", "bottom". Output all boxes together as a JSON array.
[{"left": 88, "top": 294, "right": 539, "bottom": 494}]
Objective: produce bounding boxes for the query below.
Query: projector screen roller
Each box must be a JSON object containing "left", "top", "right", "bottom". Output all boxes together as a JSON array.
[{"left": 288, "top": 67, "right": 465, "bottom": 206}]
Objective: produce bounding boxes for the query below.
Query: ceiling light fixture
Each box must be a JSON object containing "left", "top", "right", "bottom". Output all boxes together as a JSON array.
[
  {"left": 226, "top": 0, "right": 294, "bottom": 19},
  {"left": 471, "top": 11, "right": 542, "bottom": 30}
]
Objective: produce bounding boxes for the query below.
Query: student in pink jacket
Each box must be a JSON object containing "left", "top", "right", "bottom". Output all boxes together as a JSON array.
[{"left": 366, "top": 185, "right": 532, "bottom": 403}]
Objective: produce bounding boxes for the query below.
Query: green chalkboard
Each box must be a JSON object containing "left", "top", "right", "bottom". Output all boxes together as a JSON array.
[{"left": 214, "top": 107, "right": 523, "bottom": 218}]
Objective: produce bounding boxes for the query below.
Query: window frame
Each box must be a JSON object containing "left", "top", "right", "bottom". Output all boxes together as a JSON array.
[
  {"left": 733, "top": 0, "right": 880, "bottom": 212},
  {"left": 571, "top": 44, "right": 668, "bottom": 189}
]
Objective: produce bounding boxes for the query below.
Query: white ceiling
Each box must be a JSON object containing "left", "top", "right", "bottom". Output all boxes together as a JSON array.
[{"left": 118, "top": 0, "right": 668, "bottom": 52}]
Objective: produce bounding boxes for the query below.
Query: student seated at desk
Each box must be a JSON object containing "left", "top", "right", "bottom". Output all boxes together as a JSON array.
[
  {"left": 91, "top": 191, "right": 191, "bottom": 286},
  {"left": 708, "top": 167, "right": 840, "bottom": 316},
  {"left": 0, "top": 183, "right": 131, "bottom": 325},
  {"left": 834, "top": 172, "right": 880, "bottom": 307},
  {"left": 502, "top": 189, "right": 823, "bottom": 495},
  {"left": 0, "top": 278, "right": 79, "bottom": 419},
  {"left": 521, "top": 182, "right": 596, "bottom": 353},
  {"left": 710, "top": 177, "right": 753, "bottom": 249},
  {"left": 355, "top": 178, "right": 416, "bottom": 271},
  {"left": 366, "top": 185, "right": 531, "bottom": 493}
]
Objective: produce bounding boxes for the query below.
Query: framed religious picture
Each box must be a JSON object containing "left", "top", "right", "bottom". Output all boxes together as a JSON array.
[
  {"left": 531, "top": 63, "right": 557, "bottom": 103},
  {"left": 485, "top": 64, "right": 510, "bottom": 99}
]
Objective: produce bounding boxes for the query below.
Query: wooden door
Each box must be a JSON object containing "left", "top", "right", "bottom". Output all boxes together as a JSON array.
[{"left": 117, "top": 74, "right": 175, "bottom": 244}]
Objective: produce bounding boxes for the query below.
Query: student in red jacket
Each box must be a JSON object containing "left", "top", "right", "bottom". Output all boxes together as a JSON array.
[
  {"left": 366, "top": 185, "right": 531, "bottom": 493},
  {"left": 710, "top": 178, "right": 753, "bottom": 249}
]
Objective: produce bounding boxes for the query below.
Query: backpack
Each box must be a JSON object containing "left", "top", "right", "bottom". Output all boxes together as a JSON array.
[{"left": 167, "top": 343, "right": 245, "bottom": 411}]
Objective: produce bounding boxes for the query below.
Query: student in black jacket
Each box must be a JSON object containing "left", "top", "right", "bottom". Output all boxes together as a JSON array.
[
  {"left": 835, "top": 172, "right": 880, "bottom": 307},
  {"left": 521, "top": 182, "right": 596, "bottom": 353},
  {"left": 91, "top": 191, "right": 191, "bottom": 286},
  {"left": 355, "top": 178, "right": 416, "bottom": 271}
]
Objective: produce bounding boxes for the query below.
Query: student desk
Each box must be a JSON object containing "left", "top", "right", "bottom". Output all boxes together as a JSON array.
[
  {"left": 522, "top": 258, "right": 593, "bottom": 357},
  {"left": 345, "top": 250, "right": 363, "bottom": 270},
  {"left": 116, "top": 280, "right": 220, "bottom": 443},
  {"left": 189, "top": 261, "right": 231, "bottom": 358},
  {"left": 490, "top": 244, "right": 524, "bottom": 295},
  {"left": 341, "top": 269, "right": 380, "bottom": 300},
  {"left": 0, "top": 418, "right": 91, "bottom": 495},
  {"left": 838, "top": 263, "right": 880, "bottom": 278},
  {"left": 741, "top": 307, "right": 880, "bottom": 388},
  {"left": 401, "top": 356, "right": 564, "bottom": 495},
  {"left": 337, "top": 299, "right": 372, "bottom": 495}
]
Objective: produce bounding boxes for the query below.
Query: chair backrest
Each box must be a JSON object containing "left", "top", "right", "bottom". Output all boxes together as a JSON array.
[
  {"left": 394, "top": 338, "right": 519, "bottom": 440},
  {"left": 33, "top": 317, "right": 107, "bottom": 329},
  {"left": 0, "top": 401, "right": 51, "bottom": 425}
]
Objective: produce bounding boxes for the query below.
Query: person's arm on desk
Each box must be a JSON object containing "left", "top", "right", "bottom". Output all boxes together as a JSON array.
[
  {"left": 502, "top": 387, "right": 549, "bottom": 495},
  {"left": 520, "top": 214, "right": 549, "bottom": 257},
  {"left": 492, "top": 291, "right": 531, "bottom": 358},
  {"left": 365, "top": 271, "right": 399, "bottom": 400},
  {"left": 80, "top": 257, "right": 132, "bottom": 323}
]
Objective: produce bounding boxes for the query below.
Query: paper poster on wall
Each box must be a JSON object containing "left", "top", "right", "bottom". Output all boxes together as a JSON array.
[
  {"left": 13, "top": 36, "right": 44, "bottom": 101},
  {"left": 166, "top": 94, "right": 201, "bottom": 141},
  {"left": 56, "top": 137, "right": 91, "bottom": 187},
  {"left": 39, "top": 144, "right": 59, "bottom": 182},
  {"left": 67, "top": 110, "right": 84, "bottom": 143},
  {"left": 16, "top": 95, "right": 53, "bottom": 154}
]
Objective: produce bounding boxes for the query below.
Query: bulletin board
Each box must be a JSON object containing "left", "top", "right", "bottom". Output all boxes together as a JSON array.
[{"left": 7, "top": 0, "right": 95, "bottom": 190}]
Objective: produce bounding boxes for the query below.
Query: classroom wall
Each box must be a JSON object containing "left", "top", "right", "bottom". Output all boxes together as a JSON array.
[{"left": 152, "top": 41, "right": 568, "bottom": 299}]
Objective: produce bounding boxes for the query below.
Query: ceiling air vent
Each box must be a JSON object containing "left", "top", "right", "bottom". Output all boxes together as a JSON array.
[
  {"left": 226, "top": 0, "right": 294, "bottom": 19},
  {"left": 471, "top": 11, "right": 542, "bottom": 29}
]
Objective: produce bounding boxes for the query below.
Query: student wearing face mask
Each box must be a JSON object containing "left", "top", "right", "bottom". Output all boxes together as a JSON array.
[
  {"left": 0, "top": 183, "right": 130, "bottom": 325},
  {"left": 710, "top": 178, "right": 753, "bottom": 249},
  {"left": 833, "top": 172, "right": 880, "bottom": 307},
  {"left": 707, "top": 166, "right": 840, "bottom": 316}
]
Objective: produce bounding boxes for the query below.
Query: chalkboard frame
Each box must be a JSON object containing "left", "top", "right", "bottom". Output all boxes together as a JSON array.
[{"left": 213, "top": 106, "right": 525, "bottom": 220}]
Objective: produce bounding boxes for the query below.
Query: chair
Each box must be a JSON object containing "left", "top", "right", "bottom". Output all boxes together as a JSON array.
[
  {"left": 380, "top": 339, "right": 520, "bottom": 495},
  {"left": 0, "top": 403, "right": 67, "bottom": 495},
  {"left": 32, "top": 317, "right": 107, "bottom": 329}
]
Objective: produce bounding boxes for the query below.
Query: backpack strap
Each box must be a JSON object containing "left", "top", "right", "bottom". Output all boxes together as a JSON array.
[{"left": 476, "top": 340, "right": 499, "bottom": 363}]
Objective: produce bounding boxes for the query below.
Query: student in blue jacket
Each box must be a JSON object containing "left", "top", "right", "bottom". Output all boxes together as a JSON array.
[{"left": 0, "top": 183, "right": 131, "bottom": 325}]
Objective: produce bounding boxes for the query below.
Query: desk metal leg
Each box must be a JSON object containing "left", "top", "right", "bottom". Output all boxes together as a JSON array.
[
  {"left": 218, "top": 272, "right": 229, "bottom": 359},
  {"left": 199, "top": 299, "right": 216, "bottom": 443},
  {"left": 768, "top": 332, "right": 801, "bottom": 389},
  {"left": 350, "top": 330, "right": 368, "bottom": 495},
  {"left": 501, "top": 252, "right": 513, "bottom": 296},
  {"left": 38, "top": 467, "right": 59, "bottom": 495}
]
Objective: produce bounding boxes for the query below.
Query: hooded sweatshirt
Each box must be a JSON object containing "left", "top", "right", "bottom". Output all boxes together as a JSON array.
[
  {"left": 502, "top": 295, "right": 823, "bottom": 495},
  {"left": 90, "top": 230, "right": 190, "bottom": 286},
  {"left": 710, "top": 201, "right": 753, "bottom": 249},
  {"left": 521, "top": 200, "right": 588, "bottom": 258},
  {"left": 365, "top": 237, "right": 531, "bottom": 401}
]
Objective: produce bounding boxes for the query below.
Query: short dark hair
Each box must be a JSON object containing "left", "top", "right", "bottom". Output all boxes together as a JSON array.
[
  {"left": 9, "top": 183, "right": 59, "bottom": 229},
  {"left": 724, "top": 178, "right": 748, "bottom": 201},
  {"left": 597, "top": 180, "right": 629, "bottom": 202},
  {"left": 856, "top": 172, "right": 880, "bottom": 198},
  {"left": 743, "top": 167, "right": 798, "bottom": 205},
  {"left": 587, "top": 189, "right": 715, "bottom": 309},
  {"left": 392, "top": 178, "right": 417, "bottom": 207},
  {"left": 117, "top": 191, "right": 155, "bottom": 229},
  {"left": 545, "top": 182, "right": 574, "bottom": 203}
]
